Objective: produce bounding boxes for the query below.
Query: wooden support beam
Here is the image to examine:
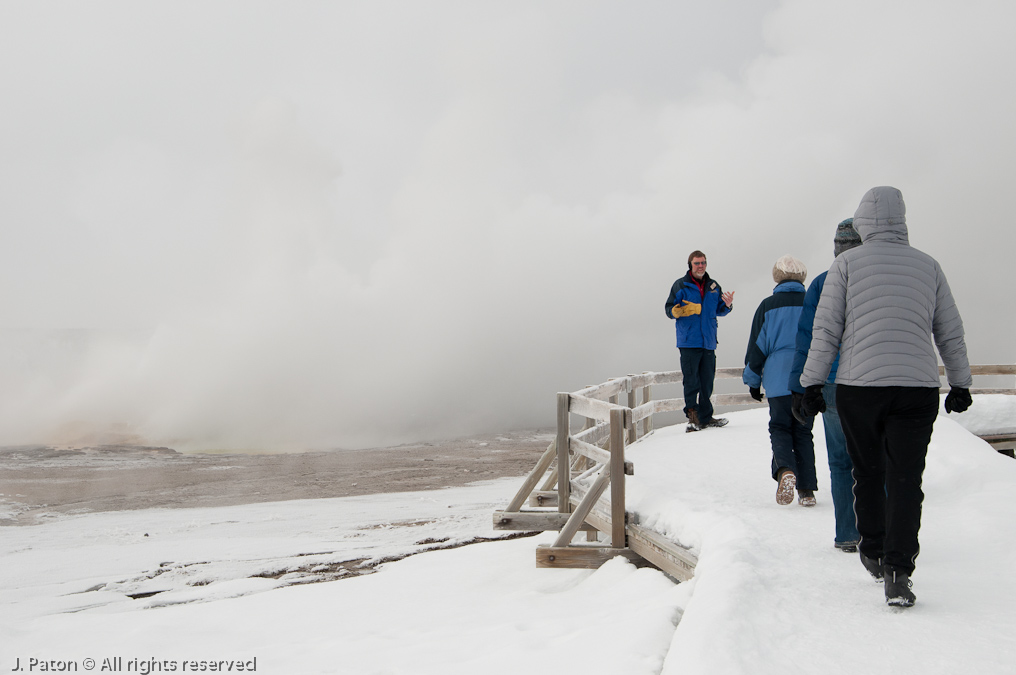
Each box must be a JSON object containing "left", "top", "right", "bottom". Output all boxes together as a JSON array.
[
  {"left": 535, "top": 545, "right": 644, "bottom": 569},
  {"left": 504, "top": 440, "right": 557, "bottom": 513},
  {"left": 492, "top": 511, "right": 595, "bottom": 532},
  {"left": 554, "top": 466, "right": 611, "bottom": 547}
]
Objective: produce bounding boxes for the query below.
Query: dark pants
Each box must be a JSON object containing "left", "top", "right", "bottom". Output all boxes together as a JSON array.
[
  {"left": 680, "top": 348, "right": 716, "bottom": 422},
  {"left": 768, "top": 395, "right": 817, "bottom": 490},
  {"left": 837, "top": 385, "right": 939, "bottom": 575}
]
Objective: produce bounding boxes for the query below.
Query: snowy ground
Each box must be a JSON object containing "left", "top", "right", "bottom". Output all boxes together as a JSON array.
[{"left": 2, "top": 396, "right": 1014, "bottom": 674}]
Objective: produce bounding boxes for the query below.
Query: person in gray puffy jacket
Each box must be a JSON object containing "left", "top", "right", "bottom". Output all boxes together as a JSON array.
[{"left": 799, "top": 186, "right": 973, "bottom": 608}]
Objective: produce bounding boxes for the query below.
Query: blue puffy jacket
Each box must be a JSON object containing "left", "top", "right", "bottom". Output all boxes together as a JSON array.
[
  {"left": 664, "top": 272, "right": 732, "bottom": 350},
  {"left": 788, "top": 271, "right": 840, "bottom": 394},
  {"left": 742, "top": 281, "right": 806, "bottom": 398}
]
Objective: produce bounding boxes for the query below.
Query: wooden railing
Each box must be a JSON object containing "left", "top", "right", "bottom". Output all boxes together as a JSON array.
[{"left": 494, "top": 365, "right": 1015, "bottom": 581}]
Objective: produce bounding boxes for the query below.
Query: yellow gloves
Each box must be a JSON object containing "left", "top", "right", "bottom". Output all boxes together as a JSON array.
[{"left": 671, "top": 300, "right": 702, "bottom": 318}]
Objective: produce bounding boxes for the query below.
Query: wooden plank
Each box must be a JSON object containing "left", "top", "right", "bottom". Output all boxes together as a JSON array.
[
  {"left": 627, "top": 524, "right": 698, "bottom": 582},
  {"left": 569, "top": 394, "right": 626, "bottom": 425},
  {"left": 939, "top": 364, "right": 1016, "bottom": 376},
  {"left": 715, "top": 393, "right": 766, "bottom": 406},
  {"left": 557, "top": 393, "right": 570, "bottom": 514},
  {"left": 715, "top": 366, "right": 746, "bottom": 378},
  {"left": 528, "top": 491, "right": 558, "bottom": 508},
  {"left": 610, "top": 408, "right": 626, "bottom": 548},
  {"left": 554, "top": 466, "right": 611, "bottom": 547},
  {"left": 536, "top": 545, "right": 643, "bottom": 569},
  {"left": 573, "top": 422, "right": 610, "bottom": 447},
  {"left": 504, "top": 440, "right": 557, "bottom": 512},
  {"left": 570, "top": 436, "right": 611, "bottom": 465},
  {"left": 572, "top": 378, "right": 628, "bottom": 401},
  {"left": 651, "top": 370, "right": 684, "bottom": 385},
  {"left": 493, "top": 511, "right": 594, "bottom": 532}
]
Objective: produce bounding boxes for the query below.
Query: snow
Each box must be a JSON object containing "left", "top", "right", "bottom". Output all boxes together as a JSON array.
[{"left": 2, "top": 399, "right": 1015, "bottom": 674}]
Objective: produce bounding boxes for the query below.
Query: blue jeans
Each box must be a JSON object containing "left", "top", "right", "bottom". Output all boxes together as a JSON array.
[
  {"left": 679, "top": 348, "right": 716, "bottom": 422},
  {"left": 822, "top": 384, "right": 859, "bottom": 544},
  {"left": 768, "top": 395, "right": 817, "bottom": 490}
]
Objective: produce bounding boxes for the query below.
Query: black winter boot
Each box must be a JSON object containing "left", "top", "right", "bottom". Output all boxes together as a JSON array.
[
  {"left": 859, "top": 551, "right": 884, "bottom": 581},
  {"left": 885, "top": 569, "right": 916, "bottom": 607}
]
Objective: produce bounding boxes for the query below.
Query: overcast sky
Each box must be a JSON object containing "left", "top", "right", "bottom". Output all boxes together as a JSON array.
[{"left": 1, "top": 0, "right": 1013, "bottom": 450}]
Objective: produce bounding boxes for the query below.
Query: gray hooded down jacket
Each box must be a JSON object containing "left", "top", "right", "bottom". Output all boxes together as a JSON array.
[{"left": 801, "top": 186, "right": 972, "bottom": 389}]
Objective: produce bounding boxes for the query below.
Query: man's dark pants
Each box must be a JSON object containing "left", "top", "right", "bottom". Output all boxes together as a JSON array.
[
  {"left": 680, "top": 348, "right": 716, "bottom": 422},
  {"left": 837, "top": 385, "right": 939, "bottom": 575}
]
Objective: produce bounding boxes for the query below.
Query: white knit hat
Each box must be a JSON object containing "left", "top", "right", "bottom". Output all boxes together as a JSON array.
[{"left": 772, "top": 254, "right": 807, "bottom": 284}]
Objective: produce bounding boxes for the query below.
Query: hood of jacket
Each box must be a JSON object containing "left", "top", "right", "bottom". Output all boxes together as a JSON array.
[{"left": 852, "top": 186, "right": 909, "bottom": 245}]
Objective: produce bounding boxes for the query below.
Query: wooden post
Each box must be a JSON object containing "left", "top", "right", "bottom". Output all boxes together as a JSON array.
[
  {"left": 609, "top": 407, "right": 626, "bottom": 548},
  {"left": 642, "top": 373, "right": 653, "bottom": 436},
  {"left": 557, "top": 393, "right": 570, "bottom": 513},
  {"left": 583, "top": 416, "right": 598, "bottom": 542},
  {"left": 627, "top": 380, "right": 637, "bottom": 445}
]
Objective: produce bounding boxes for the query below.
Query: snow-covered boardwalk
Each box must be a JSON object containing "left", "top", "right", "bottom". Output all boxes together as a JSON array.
[{"left": 3, "top": 404, "right": 1015, "bottom": 674}]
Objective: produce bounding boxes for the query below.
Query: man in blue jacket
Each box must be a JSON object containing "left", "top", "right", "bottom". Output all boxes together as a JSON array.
[
  {"left": 665, "top": 250, "right": 735, "bottom": 432},
  {"left": 789, "top": 218, "right": 862, "bottom": 551}
]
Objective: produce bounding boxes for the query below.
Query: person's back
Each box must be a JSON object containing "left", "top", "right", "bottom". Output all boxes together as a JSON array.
[
  {"left": 803, "top": 188, "right": 970, "bottom": 389},
  {"left": 800, "top": 186, "right": 972, "bottom": 608}
]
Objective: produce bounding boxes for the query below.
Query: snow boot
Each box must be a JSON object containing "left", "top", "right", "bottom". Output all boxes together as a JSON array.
[
  {"left": 834, "top": 540, "right": 859, "bottom": 553},
  {"left": 776, "top": 470, "right": 796, "bottom": 505},
  {"left": 797, "top": 489, "right": 817, "bottom": 507},
  {"left": 885, "top": 569, "right": 916, "bottom": 607},
  {"left": 859, "top": 551, "right": 884, "bottom": 581},
  {"left": 703, "top": 417, "right": 729, "bottom": 428},
  {"left": 686, "top": 409, "right": 701, "bottom": 433}
]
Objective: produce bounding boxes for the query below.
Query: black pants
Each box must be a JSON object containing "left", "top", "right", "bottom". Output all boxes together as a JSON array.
[
  {"left": 768, "top": 395, "right": 817, "bottom": 490},
  {"left": 837, "top": 385, "right": 939, "bottom": 574},
  {"left": 679, "top": 348, "right": 716, "bottom": 422}
]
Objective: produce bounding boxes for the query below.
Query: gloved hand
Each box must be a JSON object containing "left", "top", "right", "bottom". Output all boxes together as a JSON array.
[
  {"left": 671, "top": 300, "right": 702, "bottom": 319},
  {"left": 749, "top": 386, "right": 764, "bottom": 402},
  {"left": 800, "top": 385, "right": 826, "bottom": 417},
  {"left": 944, "top": 386, "right": 972, "bottom": 413},
  {"left": 791, "top": 391, "right": 806, "bottom": 424}
]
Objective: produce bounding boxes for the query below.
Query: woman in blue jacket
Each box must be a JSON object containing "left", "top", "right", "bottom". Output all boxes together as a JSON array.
[{"left": 743, "top": 255, "right": 816, "bottom": 507}]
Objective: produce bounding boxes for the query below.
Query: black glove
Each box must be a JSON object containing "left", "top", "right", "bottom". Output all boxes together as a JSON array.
[
  {"left": 749, "top": 386, "right": 763, "bottom": 402},
  {"left": 944, "top": 386, "right": 972, "bottom": 414},
  {"left": 791, "top": 391, "right": 806, "bottom": 424},
  {"left": 800, "top": 385, "right": 826, "bottom": 417}
]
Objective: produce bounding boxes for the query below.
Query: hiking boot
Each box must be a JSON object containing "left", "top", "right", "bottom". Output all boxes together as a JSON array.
[
  {"left": 834, "top": 540, "right": 859, "bottom": 553},
  {"left": 776, "top": 470, "right": 796, "bottom": 505},
  {"left": 885, "top": 569, "right": 916, "bottom": 607},
  {"left": 685, "top": 409, "right": 701, "bottom": 433},
  {"left": 797, "top": 489, "right": 817, "bottom": 507},
  {"left": 859, "top": 551, "right": 884, "bottom": 581},
  {"left": 703, "top": 417, "right": 729, "bottom": 428}
]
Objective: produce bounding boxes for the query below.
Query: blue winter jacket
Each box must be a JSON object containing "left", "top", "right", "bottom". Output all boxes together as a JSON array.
[
  {"left": 788, "top": 272, "right": 840, "bottom": 394},
  {"left": 742, "top": 280, "right": 806, "bottom": 398},
  {"left": 664, "top": 272, "right": 732, "bottom": 350}
]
